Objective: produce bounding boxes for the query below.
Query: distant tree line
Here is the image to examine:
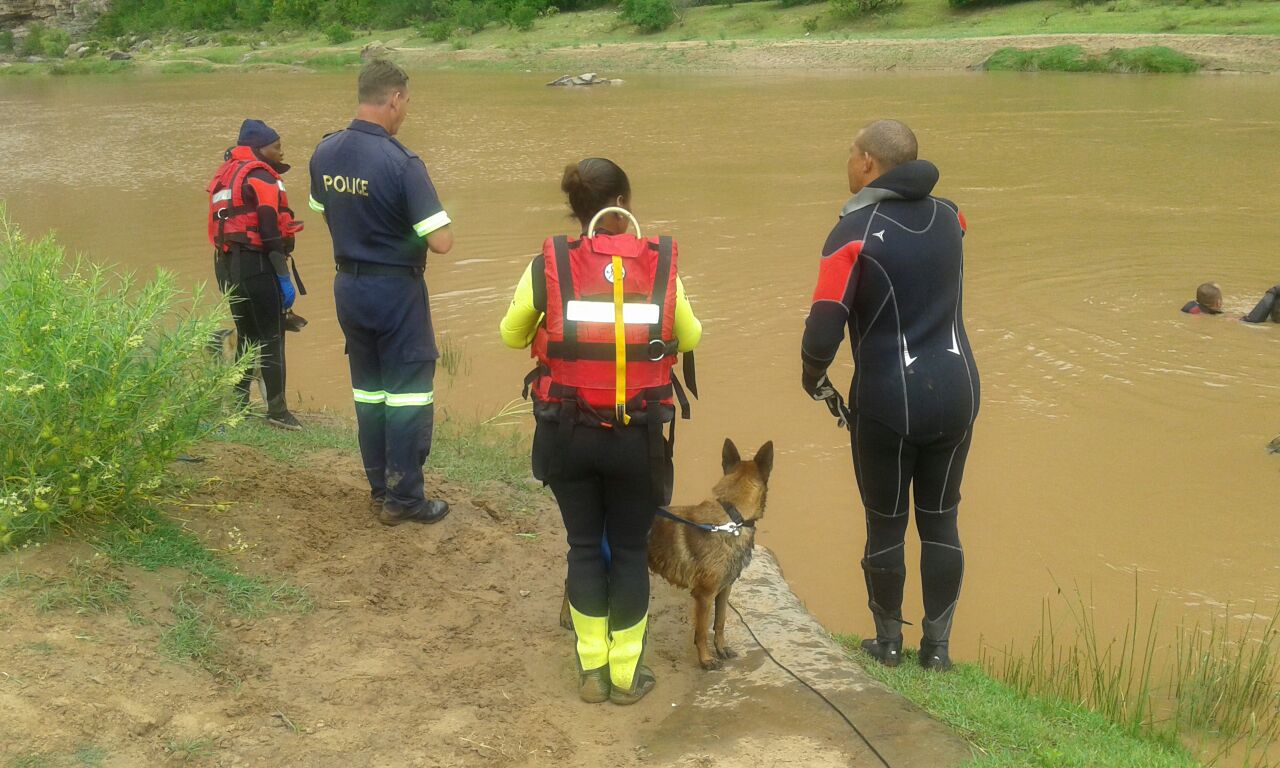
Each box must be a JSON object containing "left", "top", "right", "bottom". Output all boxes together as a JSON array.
[{"left": 92, "top": 0, "right": 611, "bottom": 36}]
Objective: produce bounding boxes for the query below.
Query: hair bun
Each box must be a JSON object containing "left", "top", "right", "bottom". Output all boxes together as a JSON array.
[{"left": 561, "top": 164, "right": 583, "bottom": 196}]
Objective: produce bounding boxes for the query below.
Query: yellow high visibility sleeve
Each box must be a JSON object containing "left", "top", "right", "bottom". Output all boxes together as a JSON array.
[
  {"left": 673, "top": 276, "right": 701, "bottom": 353},
  {"left": 499, "top": 261, "right": 543, "bottom": 349}
]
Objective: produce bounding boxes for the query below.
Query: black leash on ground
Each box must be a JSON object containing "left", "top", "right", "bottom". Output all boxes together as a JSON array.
[{"left": 726, "top": 600, "right": 894, "bottom": 768}]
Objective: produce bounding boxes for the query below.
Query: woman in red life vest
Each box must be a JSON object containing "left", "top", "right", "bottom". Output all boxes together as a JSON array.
[
  {"left": 500, "top": 158, "right": 702, "bottom": 704},
  {"left": 207, "top": 118, "right": 304, "bottom": 430}
]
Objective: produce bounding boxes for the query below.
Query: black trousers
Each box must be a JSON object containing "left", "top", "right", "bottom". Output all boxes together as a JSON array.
[
  {"left": 334, "top": 271, "right": 437, "bottom": 512},
  {"left": 214, "top": 249, "right": 287, "bottom": 415},
  {"left": 535, "top": 419, "right": 655, "bottom": 630},
  {"left": 851, "top": 414, "right": 972, "bottom": 640}
]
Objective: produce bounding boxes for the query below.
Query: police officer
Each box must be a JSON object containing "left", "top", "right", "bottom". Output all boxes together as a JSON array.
[
  {"left": 801, "top": 120, "right": 980, "bottom": 672},
  {"left": 207, "top": 118, "right": 304, "bottom": 431},
  {"left": 308, "top": 59, "right": 454, "bottom": 526}
]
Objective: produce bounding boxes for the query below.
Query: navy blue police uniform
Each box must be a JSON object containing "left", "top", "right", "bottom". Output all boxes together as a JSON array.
[
  {"left": 801, "top": 159, "right": 980, "bottom": 664},
  {"left": 308, "top": 119, "right": 451, "bottom": 515}
]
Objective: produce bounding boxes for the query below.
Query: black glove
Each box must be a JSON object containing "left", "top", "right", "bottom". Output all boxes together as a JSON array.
[{"left": 803, "top": 370, "right": 852, "bottom": 430}]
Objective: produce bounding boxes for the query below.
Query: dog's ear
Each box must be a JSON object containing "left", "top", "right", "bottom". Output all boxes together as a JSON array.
[
  {"left": 722, "top": 438, "right": 741, "bottom": 475},
  {"left": 753, "top": 441, "right": 774, "bottom": 484}
]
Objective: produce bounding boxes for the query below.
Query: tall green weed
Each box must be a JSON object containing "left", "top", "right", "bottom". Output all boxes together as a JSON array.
[{"left": 0, "top": 207, "right": 247, "bottom": 547}]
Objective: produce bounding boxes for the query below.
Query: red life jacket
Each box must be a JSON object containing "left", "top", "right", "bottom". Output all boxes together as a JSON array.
[
  {"left": 527, "top": 233, "right": 687, "bottom": 425},
  {"left": 206, "top": 146, "right": 300, "bottom": 253}
]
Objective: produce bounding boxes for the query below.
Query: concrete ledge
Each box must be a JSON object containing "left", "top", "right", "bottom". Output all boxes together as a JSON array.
[{"left": 641, "top": 548, "right": 971, "bottom": 767}]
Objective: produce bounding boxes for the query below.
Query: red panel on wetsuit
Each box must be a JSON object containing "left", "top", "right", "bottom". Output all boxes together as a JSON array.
[
  {"left": 957, "top": 210, "right": 967, "bottom": 234},
  {"left": 811, "top": 240, "right": 862, "bottom": 304}
]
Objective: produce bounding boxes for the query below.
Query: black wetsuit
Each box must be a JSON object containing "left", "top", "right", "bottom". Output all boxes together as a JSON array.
[
  {"left": 1181, "top": 300, "right": 1220, "bottom": 316},
  {"left": 1243, "top": 286, "right": 1280, "bottom": 323},
  {"left": 801, "top": 159, "right": 979, "bottom": 646}
]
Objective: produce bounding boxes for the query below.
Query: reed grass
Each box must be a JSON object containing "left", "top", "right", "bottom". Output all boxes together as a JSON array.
[
  {"left": 980, "top": 578, "right": 1280, "bottom": 766},
  {"left": 439, "top": 333, "right": 473, "bottom": 379}
]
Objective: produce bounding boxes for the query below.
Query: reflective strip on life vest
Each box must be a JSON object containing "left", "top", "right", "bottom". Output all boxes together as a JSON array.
[
  {"left": 352, "top": 388, "right": 386, "bottom": 404},
  {"left": 611, "top": 254, "right": 629, "bottom": 426},
  {"left": 385, "top": 391, "right": 434, "bottom": 407},
  {"left": 413, "top": 211, "right": 451, "bottom": 238},
  {"left": 565, "top": 300, "right": 660, "bottom": 325},
  {"left": 308, "top": 195, "right": 325, "bottom": 213},
  {"left": 212, "top": 189, "right": 233, "bottom": 204}
]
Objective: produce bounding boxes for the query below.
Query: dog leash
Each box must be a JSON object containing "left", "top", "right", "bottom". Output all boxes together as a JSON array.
[
  {"left": 726, "top": 600, "right": 895, "bottom": 768},
  {"left": 654, "top": 501, "right": 754, "bottom": 537}
]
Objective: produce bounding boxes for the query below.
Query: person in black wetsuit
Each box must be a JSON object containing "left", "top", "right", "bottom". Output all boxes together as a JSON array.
[
  {"left": 1181, "top": 283, "right": 1223, "bottom": 315},
  {"left": 1243, "top": 285, "right": 1280, "bottom": 324},
  {"left": 800, "top": 119, "right": 979, "bottom": 672}
]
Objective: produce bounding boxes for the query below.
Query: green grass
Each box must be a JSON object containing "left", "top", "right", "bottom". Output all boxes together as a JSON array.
[
  {"left": 159, "top": 61, "right": 216, "bottom": 74},
  {"left": 34, "top": 558, "right": 131, "bottom": 613},
  {"left": 212, "top": 416, "right": 357, "bottom": 463},
  {"left": 71, "top": 746, "right": 108, "bottom": 767},
  {"left": 96, "top": 512, "right": 310, "bottom": 618},
  {"left": 981, "top": 585, "right": 1280, "bottom": 766},
  {"left": 985, "top": 43, "right": 1200, "bottom": 72},
  {"left": 47, "top": 60, "right": 136, "bottom": 76},
  {"left": 163, "top": 738, "right": 214, "bottom": 762},
  {"left": 215, "top": 409, "right": 542, "bottom": 505},
  {"left": 836, "top": 636, "right": 1201, "bottom": 767},
  {"left": 432, "top": 409, "right": 537, "bottom": 497},
  {"left": 160, "top": 587, "right": 222, "bottom": 670},
  {"left": 435, "top": 0, "right": 1280, "bottom": 47}
]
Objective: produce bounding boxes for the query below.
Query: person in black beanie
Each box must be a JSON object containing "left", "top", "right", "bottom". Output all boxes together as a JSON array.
[{"left": 206, "top": 118, "right": 305, "bottom": 430}]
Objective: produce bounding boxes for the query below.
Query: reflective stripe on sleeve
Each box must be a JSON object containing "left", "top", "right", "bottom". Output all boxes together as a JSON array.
[
  {"left": 413, "top": 211, "right": 451, "bottom": 238},
  {"left": 352, "top": 388, "right": 386, "bottom": 404},
  {"left": 385, "top": 391, "right": 434, "bottom": 407},
  {"left": 308, "top": 195, "right": 326, "bottom": 213}
]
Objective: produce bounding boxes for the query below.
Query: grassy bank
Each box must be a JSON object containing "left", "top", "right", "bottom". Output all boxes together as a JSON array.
[
  {"left": 2, "top": 0, "right": 1278, "bottom": 77},
  {"left": 839, "top": 585, "right": 1280, "bottom": 768},
  {"left": 985, "top": 43, "right": 1200, "bottom": 72},
  {"left": 837, "top": 638, "right": 1204, "bottom": 768}
]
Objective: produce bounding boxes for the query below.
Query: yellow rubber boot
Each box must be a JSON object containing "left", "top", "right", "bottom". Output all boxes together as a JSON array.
[
  {"left": 569, "top": 605, "right": 611, "bottom": 703},
  {"left": 608, "top": 615, "right": 656, "bottom": 705}
]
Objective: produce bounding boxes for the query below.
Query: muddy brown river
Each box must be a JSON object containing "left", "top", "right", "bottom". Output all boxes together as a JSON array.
[{"left": 2, "top": 70, "right": 1278, "bottom": 662}]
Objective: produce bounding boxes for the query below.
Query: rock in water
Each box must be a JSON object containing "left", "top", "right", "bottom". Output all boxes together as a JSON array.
[{"left": 1268, "top": 435, "right": 1280, "bottom": 454}]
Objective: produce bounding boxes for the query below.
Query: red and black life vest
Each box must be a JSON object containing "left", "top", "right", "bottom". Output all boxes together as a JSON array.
[
  {"left": 206, "top": 146, "right": 300, "bottom": 253},
  {"left": 526, "top": 233, "right": 692, "bottom": 426}
]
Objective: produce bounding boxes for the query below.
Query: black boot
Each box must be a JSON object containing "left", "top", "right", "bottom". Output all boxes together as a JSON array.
[
  {"left": 859, "top": 611, "right": 903, "bottom": 668},
  {"left": 919, "top": 611, "right": 955, "bottom": 672}
]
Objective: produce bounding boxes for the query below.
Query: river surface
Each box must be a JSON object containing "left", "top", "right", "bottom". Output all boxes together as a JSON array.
[{"left": 2, "top": 70, "right": 1278, "bottom": 663}]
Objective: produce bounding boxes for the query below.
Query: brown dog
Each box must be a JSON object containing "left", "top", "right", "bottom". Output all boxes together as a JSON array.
[
  {"left": 558, "top": 438, "right": 773, "bottom": 671},
  {"left": 650, "top": 438, "right": 773, "bottom": 669}
]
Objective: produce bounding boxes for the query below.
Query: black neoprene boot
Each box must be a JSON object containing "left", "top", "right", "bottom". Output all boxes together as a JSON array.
[
  {"left": 919, "top": 613, "right": 954, "bottom": 672},
  {"left": 859, "top": 612, "right": 903, "bottom": 668}
]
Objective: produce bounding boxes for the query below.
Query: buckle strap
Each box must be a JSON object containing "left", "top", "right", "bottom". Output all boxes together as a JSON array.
[{"left": 546, "top": 340, "right": 676, "bottom": 362}]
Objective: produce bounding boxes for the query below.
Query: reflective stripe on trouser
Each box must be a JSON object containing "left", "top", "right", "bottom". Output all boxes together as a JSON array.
[
  {"left": 569, "top": 605, "right": 610, "bottom": 672},
  {"left": 334, "top": 271, "right": 439, "bottom": 510},
  {"left": 608, "top": 614, "right": 648, "bottom": 692}
]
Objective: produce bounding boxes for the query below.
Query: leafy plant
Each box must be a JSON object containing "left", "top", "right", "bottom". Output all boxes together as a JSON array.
[
  {"left": 621, "top": 0, "right": 677, "bottom": 32},
  {"left": 324, "top": 22, "right": 355, "bottom": 43},
  {"left": 0, "top": 206, "right": 248, "bottom": 547},
  {"left": 829, "top": 0, "right": 900, "bottom": 19}
]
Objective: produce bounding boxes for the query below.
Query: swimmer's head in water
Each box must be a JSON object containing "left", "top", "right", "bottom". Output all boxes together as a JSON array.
[
  {"left": 1196, "top": 282, "right": 1222, "bottom": 312},
  {"left": 849, "top": 119, "right": 917, "bottom": 195}
]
